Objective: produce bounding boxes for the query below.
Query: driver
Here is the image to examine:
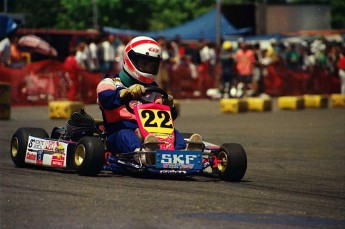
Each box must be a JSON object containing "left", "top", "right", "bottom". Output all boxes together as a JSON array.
[{"left": 96, "top": 36, "right": 202, "bottom": 156}]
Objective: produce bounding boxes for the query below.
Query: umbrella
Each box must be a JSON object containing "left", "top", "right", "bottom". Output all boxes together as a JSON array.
[{"left": 18, "top": 35, "right": 58, "bottom": 57}]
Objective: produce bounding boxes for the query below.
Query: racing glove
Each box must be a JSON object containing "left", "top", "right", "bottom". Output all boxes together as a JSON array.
[
  {"left": 163, "top": 94, "right": 174, "bottom": 108},
  {"left": 120, "top": 84, "right": 145, "bottom": 100}
]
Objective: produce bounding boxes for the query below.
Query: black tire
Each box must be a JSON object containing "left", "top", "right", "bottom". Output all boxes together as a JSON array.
[
  {"left": 74, "top": 136, "right": 105, "bottom": 176},
  {"left": 215, "top": 143, "right": 247, "bottom": 182},
  {"left": 51, "top": 127, "right": 63, "bottom": 139},
  {"left": 10, "top": 128, "right": 49, "bottom": 167}
]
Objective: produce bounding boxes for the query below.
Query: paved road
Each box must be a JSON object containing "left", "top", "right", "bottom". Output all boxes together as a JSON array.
[{"left": 1, "top": 99, "right": 345, "bottom": 228}]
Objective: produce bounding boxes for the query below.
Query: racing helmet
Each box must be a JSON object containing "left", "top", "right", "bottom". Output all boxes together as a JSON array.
[{"left": 123, "top": 36, "right": 162, "bottom": 84}]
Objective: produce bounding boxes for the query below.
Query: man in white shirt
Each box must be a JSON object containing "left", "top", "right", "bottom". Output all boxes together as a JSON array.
[
  {"left": 0, "top": 37, "right": 11, "bottom": 66},
  {"left": 99, "top": 34, "right": 115, "bottom": 74}
]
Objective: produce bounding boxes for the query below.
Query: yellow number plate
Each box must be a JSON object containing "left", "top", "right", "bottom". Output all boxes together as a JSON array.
[{"left": 138, "top": 108, "right": 174, "bottom": 134}]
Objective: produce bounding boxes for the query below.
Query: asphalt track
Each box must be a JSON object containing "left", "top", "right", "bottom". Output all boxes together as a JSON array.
[{"left": 1, "top": 99, "right": 345, "bottom": 229}]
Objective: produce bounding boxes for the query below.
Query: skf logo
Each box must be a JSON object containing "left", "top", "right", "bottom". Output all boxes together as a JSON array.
[
  {"left": 148, "top": 47, "right": 159, "bottom": 53},
  {"left": 160, "top": 154, "right": 197, "bottom": 164}
]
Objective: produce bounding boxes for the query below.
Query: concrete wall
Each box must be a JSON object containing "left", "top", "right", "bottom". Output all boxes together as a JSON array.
[{"left": 257, "top": 4, "right": 331, "bottom": 34}]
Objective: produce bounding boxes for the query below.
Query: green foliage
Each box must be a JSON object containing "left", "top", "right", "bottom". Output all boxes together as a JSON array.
[
  {"left": 11, "top": 0, "right": 62, "bottom": 28},
  {"left": 330, "top": 0, "right": 345, "bottom": 29},
  {"left": 5, "top": 0, "right": 345, "bottom": 30},
  {"left": 147, "top": 0, "right": 215, "bottom": 30}
]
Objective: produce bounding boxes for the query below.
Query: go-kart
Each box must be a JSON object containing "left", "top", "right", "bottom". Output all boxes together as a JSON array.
[{"left": 10, "top": 87, "right": 247, "bottom": 182}]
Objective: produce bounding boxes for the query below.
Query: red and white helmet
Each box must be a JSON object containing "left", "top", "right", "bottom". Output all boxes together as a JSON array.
[{"left": 123, "top": 36, "right": 162, "bottom": 84}]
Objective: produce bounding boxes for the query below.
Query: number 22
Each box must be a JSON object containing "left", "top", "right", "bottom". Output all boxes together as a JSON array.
[{"left": 142, "top": 110, "right": 173, "bottom": 128}]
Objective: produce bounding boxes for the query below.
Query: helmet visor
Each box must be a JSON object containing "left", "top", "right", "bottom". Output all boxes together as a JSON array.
[{"left": 128, "top": 50, "right": 162, "bottom": 75}]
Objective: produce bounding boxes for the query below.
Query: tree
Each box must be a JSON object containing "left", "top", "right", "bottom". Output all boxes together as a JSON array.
[
  {"left": 4, "top": 0, "right": 345, "bottom": 30},
  {"left": 331, "top": 0, "right": 345, "bottom": 29},
  {"left": 10, "top": 0, "right": 62, "bottom": 28}
]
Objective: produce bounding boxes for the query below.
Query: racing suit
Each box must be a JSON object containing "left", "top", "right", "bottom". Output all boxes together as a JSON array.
[{"left": 96, "top": 70, "right": 186, "bottom": 154}]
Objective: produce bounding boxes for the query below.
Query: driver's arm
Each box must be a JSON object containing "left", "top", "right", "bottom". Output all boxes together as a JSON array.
[{"left": 96, "top": 78, "right": 124, "bottom": 110}]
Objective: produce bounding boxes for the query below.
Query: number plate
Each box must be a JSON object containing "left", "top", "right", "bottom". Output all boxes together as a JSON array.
[
  {"left": 155, "top": 150, "right": 203, "bottom": 170},
  {"left": 135, "top": 103, "right": 174, "bottom": 135}
]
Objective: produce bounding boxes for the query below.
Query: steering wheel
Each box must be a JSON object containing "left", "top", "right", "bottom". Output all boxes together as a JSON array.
[{"left": 124, "top": 86, "right": 168, "bottom": 114}]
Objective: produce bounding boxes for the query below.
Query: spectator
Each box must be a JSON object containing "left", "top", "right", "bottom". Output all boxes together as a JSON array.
[
  {"left": 114, "top": 36, "right": 131, "bottom": 73},
  {"left": 285, "top": 43, "right": 300, "bottom": 71},
  {"left": 9, "top": 36, "right": 25, "bottom": 68},
  {"left": 252, "top": 43, "right": 265, "bottom": 97},
  {"left": 99, "top": 33, "right": 116, "bottom": 74},
  {"left": 156, "top": 36, "right": 171, "bottom": 93},
  {"left": 0, "top": 36, "right": 11, "bottom": 66},
  {"left": 219, "top": 40, "right": 235, "bottom": 98},
  {"left": 87, "top": 37, "right": 99, "bottom": 72},
  {"left": 337, "top": 48, "right": 345, "bottom": 95},
  {"left": 196, "top": 39, "right": 211, "bottom": 96},
  {"left": 75, "top": 42, "right": 88, "bottom": 70},
  {"left": 64, "top": 49, "right": 83, "bottom": 101},
  {"left": 235, "top": 40, "right": 255, "bottom": 97},
  {"left": 208, "top": 42, "right": 217, "bottom": 84}
]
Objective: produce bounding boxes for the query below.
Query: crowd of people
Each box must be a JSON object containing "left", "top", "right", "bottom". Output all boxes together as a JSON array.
[
  {"left": 64, "top": 33, "right": 345, "bottom": 99},
  {"left": 2, "top": 32, "right": 345, "bottom": 101}
]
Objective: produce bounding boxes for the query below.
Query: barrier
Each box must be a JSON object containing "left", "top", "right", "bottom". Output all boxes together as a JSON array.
[
  {"left": 0, "top": 60, "right": 102, "bottom": 106},
  {"left": 245, "top": 97, "right": 272, "bottom": 112},
  {"left": 49, "top": 100, "right": 85, "bottom": 119},
  {"left": 303, "top": 95, "right": 329, "bottom": 108},
  {"left": 330, "top": 94, "right": 345, "bottom": 108},
  {"left": 278, "top": 96, "right": 305, "bottom": 110},
  {"left": 220, "top": 98, "right": 248, "bottom": 113},
  {"left": 263, "top": 64, "right": 340, "bottom": 97},
  {"left": 0, "top": 60, "right": 341, "bottom": 106}
]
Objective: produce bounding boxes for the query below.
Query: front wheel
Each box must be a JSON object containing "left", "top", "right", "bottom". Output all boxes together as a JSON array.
[
  {"left": 74, "top": 136, "right": 105, "bottom": 176},
  {"left": 11, "top": 128, "right": 49, "bottom": 167},
  {"left": 216, "top": 143, "right": 247, "bottom": 182}
]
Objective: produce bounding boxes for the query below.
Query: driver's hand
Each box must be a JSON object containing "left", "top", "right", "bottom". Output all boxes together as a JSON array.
[
  {"left": 120, "top": 84, "right": 145, "bottom": 100},
  {"left": 163, "top": 94, "right": 174, "bottom": 107}
]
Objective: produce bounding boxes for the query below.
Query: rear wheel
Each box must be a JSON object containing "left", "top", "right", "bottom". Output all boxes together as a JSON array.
[
  {"left": 216, "top": 143, "right": 247, "bottom": 182},
  {"left": 11, "top": 128, "right": 49, "bottom": 167},
  {"left": 74, "top": 136, "right": 105, "bottom": 176}
]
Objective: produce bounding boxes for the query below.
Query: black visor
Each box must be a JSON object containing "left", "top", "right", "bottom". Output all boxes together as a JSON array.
[{"left": 128, "top": 50, "right": 162, "bottom": 75}]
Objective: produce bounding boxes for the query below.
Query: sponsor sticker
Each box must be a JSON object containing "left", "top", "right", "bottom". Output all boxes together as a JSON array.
[
  {"left": 155, "top": 150, "right": 202, "bottom": 170},
  {"left": 26, "top": 136, "right": 67, "bottom": 167}
]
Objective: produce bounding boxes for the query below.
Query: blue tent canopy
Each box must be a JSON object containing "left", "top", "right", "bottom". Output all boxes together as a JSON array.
[
  {"left": 0, "top": 15, "right": 18, "bottom": 39},
  {"left": 103, "top": 8, "right": 250, "bottom": 41}
]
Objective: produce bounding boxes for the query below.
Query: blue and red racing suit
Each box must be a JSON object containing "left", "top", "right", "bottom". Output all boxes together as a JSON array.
[{"left": 96, "top": 75, "right": 186, "bottom": 154}]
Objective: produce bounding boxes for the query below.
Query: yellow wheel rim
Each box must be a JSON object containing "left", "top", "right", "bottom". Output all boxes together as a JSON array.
[
  {"left": 217, "top": 151, "right": 228, "bottom": 172},
  {"left": 75, "top": 145, "right": 86, "bottom": 166},
  {"left": 11, "top": 137, "right": 19, "bottom": 158}
]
